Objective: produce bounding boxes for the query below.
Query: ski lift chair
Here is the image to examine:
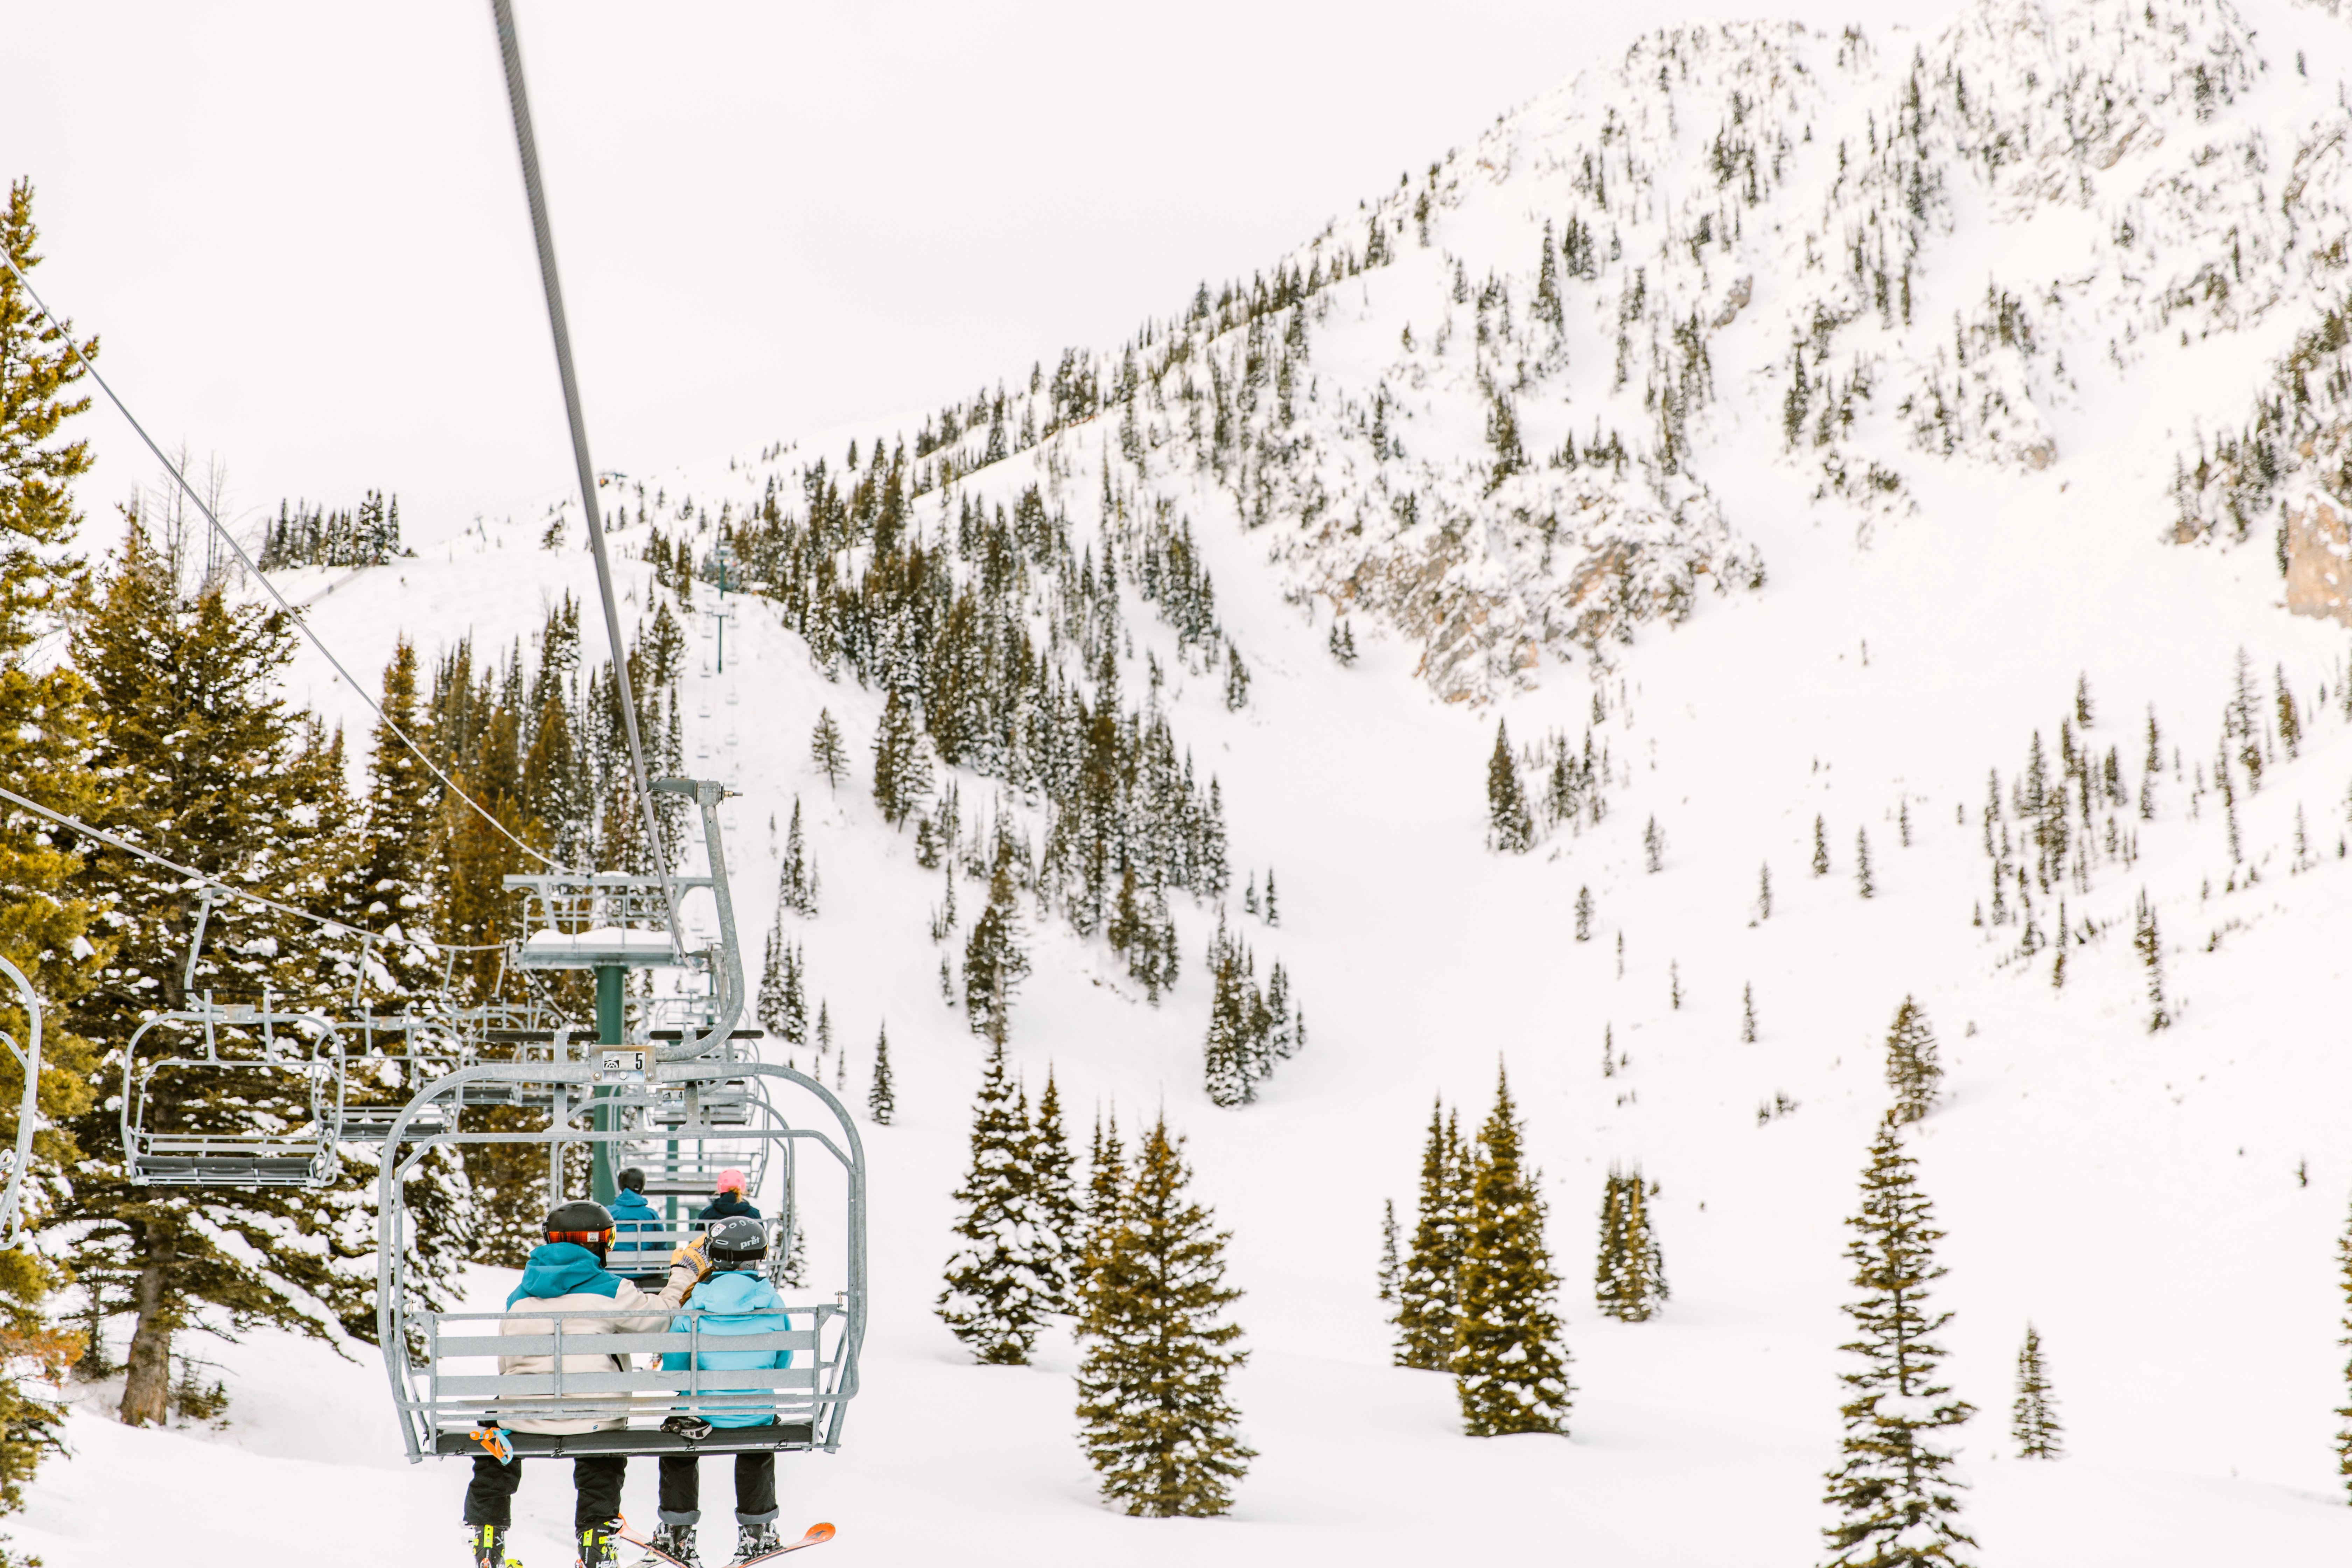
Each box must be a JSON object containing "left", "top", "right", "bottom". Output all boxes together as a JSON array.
[
  {"left": 374, "top": 1059, "right": 864, "bottom": 1460},
  {"left": 121, "top": 997, "right": 346, "bottom": 1188}
]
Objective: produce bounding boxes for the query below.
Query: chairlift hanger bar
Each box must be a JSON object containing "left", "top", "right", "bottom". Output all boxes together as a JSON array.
[
  {"left": 486, "top": 0, "right": 683, "bottom": 965},
  {"left": 0, "top": 250, "right": 562, "bottom": 875}
]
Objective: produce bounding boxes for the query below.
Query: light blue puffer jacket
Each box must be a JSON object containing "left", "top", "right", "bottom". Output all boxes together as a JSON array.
[{"left": 659, "top": 1268, "right": 794, "bottom": 1428}]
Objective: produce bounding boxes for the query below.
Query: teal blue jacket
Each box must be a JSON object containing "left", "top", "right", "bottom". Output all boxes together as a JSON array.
[{"left": 659, "top": 1268, "right": 793, "bottom": 1428}]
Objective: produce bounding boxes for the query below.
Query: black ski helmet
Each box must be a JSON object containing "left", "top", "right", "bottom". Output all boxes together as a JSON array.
[
  {"left": 617, "top": 1167, "right": 646, "bottom": 1193},
  {"left": 706, "top": 1216, "right": 767, "bottom": 1270},
  {"left": 545, "top": 1199, "right": 616, "bottom": 1264}
]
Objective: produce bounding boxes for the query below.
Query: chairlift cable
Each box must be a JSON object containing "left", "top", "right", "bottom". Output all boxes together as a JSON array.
[
  {"left": 0, "top": 249, "right": 562, "bottom": 874},
  {"left": 0, "top": 783, "right": 507, "bottom": 954},
  {"left": 486, "top": 0, "right": 684, "bottom": 962}
]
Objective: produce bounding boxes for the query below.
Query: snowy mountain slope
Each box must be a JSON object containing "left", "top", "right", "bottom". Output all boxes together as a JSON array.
[{"left": 31, "top": 1, "right": 2352, "bottom": 1564}]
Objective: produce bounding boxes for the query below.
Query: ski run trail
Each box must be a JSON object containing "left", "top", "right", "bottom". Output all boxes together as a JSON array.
[{"left": 29, "top": 1, "right": 2352, "bottom": 1562}]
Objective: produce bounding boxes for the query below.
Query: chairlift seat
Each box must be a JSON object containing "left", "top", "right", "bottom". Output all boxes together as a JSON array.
[{"left": 430, "top": 1423, "right": 816, "bottom": 1457}]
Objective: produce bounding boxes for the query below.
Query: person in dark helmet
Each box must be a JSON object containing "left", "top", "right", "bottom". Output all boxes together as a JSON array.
[
  {"left": 608, "top": 1166, "right": 672, "bottom": 1288},
  {"left": 698, "top": 1168, "right": 760, "bottom": 1222},
  {"left": 637, "top": 1217, "right": 794, "bottom": 1568},
  {"left": 465, "top": 1199, "right": 712, "bottom": 1568}
]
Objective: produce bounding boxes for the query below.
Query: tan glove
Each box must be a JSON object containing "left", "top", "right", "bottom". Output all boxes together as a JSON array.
[{"left": 669, "top": 1234, "right": 712, "bottom": 1282}]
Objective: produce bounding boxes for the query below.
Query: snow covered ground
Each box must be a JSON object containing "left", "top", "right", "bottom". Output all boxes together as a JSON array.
[{"left": 28, "top": 1, "right": 2352, "bottom": 1563}]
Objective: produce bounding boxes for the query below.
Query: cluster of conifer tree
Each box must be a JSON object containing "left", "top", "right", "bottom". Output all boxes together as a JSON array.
[
  {"left": 936, "top": 1046, "right": 1250, "bottom": 1513},
  {"left": 1485, "top": 717, "right": 1613, "bottom": 854},
  {"left": 253, "top": 491, "right": 405, "bottom": 570},
  {"left": 1390, "top": 1072, "right": 1572, "bottom": 1435},
  {"left": 1202, "top": 917, "right": 1302, "bottom": 1107},
  {"left": 722, "top": 454, "right": 1233, "bottom": 955}
]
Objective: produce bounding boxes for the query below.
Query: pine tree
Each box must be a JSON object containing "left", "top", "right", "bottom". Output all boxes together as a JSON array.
[
  {"left": 0, "top": 175, "right": 106, "bottom": 1504},
  {"left": 1759, "top": 863, "right": 1773, "bottom": 920},
  {"left": 2278, "top": 664, "right": 2303, "bottom": 761},
  {"left": 1394, "top": 1101, "right": 1469, "bottom": 1369},
  {"left": 2133, "top": 891, "right": 2171, "bottom": 1032},
  {"left": 1487, "top": 721, "right": 1535, "bottom": 853},
  {"left": 61, "top": 530, "right": 376, "bottom": 1424},
  {"left": 1574, "top": 886, "right": 1593, "bottom": 942},
  {"left": 2335, "top": 1197, "right": 2352, "bottom": 1495},
  {"left": 1377, "top": 1199, "right": 1401, "bottom": 1306},
  {"left": 777, "top": 797, "right": 818, "bottom": 917},
  {"left": 1594, "top": 1165, "right": 1668, "bottom": 1323},
  {"left": 871, "top": 688, "right": 930, "bottom": 826},
  {"left": 1814, "top": 814, "right": 1832, "bottom": 876},
  {"left": 1452, "top": 1067, "right": 1571, "bottom": 1435},
  {"left": 2011, "top": 1323, "right": 2062, "bottom": 1459},
  {"left": 810, "top": 707, "right": 847, "bottom": 792},
  {"left": 1222, "top": 639, "right": 1250, "bottom": 711},
  {"left": 1202, "top": 924, "right": 1257, "bottom": 1108},
  {"left": 1884, "top": 997, "right": 1942, "bottom": 1125},
  {"left": 1856, "top": 828, "right": 1875, "bottom": 898},
  {"left": 866, "top": 1024, "right": 895, "bottom": 1126},
  {"left": 348, "top": 639, "right": 440, "bottom": 996},
  {"left": 1074, "top": 1116, "right": 1253, "bottom": 1516},
  {"left": 936, "top": 1040, "right": 1050, "bottom": 1363},
  {"left": 1031, "top": 1070, "right": 1082, "bottom": 1312},
  {"left": 1742, "top": 983, "right": 1758, "bottom": 1044},
  {"left": 963, "top": 846, "right": 1029, "bottom": 1042},
  {"left": 1644, "top": 816, "right": 1664, "bottom": 873},
  {"left": 1820, "top": 1116, "right": 1975, "bottom": 1568}
]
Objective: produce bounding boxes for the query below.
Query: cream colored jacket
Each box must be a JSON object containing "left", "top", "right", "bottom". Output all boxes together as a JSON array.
[{"left": 498, "top": 1265, "right": 698, "bottom": 1434}]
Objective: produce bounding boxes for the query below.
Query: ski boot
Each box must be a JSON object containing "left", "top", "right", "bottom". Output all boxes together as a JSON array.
[
  {"left": 469, "top": 1522, "right": 521, "bottom": 1568},
  {"left": 637, "top": 1523, "right": 701, "bottom": 1566},
  {"left": 727, "top": 1522, "right": 783, "bottom": 1564},
  {"left": 578, "top": 1519, "right": 626, "bottom": 1568}
]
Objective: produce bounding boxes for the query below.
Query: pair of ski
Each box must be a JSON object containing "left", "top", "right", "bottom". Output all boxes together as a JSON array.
[{"left": 617, "top": 1520, "right": 833, "bottom": 1567}]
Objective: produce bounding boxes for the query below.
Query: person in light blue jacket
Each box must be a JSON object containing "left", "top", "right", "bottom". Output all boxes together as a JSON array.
[
  {"left": 606, "top": 1167, "right": 669, "bottom": 1288},
  {"left": 645, "top": 1217, "right": 793, "bottom": 1567}
]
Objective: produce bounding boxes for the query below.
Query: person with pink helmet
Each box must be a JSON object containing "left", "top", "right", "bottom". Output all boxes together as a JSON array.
[{"left": 698, "top": 1168, "right": 761, "bottom": 1222}]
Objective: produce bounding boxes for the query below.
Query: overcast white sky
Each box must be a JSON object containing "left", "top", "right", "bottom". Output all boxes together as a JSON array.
[{"left": 3, "top": 1, "right": 1947, "bottom": 539}]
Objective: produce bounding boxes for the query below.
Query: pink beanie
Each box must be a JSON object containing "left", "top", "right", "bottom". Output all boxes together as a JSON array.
[{"left": 715, "top": 1168, "right": 748, "bottom": 1195}]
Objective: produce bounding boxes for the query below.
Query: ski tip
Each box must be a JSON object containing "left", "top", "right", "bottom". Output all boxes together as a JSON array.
[{"left": 799, "top": 1522, "right": 837, "bottom": 1547}]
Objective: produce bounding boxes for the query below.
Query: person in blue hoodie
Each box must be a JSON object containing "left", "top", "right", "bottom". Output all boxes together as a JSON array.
[
  {"left": 607, "top": 1167, "right": 670, "bottom": 1288},
  {"left": 641, "top": 1217, "right": 792, "bottom": 1568}
]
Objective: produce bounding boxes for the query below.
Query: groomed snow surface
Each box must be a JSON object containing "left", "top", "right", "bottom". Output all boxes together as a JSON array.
[{"left": 29, "top": 2, "right": 2352, "bottom": 1562}]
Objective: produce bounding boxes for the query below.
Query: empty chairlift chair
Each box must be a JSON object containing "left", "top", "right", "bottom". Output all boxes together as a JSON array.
[{"left": 121, "top": 997, "right": 346, "bottom": 1189}]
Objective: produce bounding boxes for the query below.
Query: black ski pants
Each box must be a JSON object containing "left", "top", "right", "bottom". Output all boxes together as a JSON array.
[
  {"left": 657, "top": 1435, "right": 778, "bottom": 1527},
  {"left": 464, "top": 1452, "right": 626, "bottom": 1532}
]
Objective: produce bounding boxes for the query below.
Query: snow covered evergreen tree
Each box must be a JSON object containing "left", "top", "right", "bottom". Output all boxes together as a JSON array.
[
  {"left": 1452, "top": 1068, "right": 1571, "bottom": 1435},
  {"left": 1487, "top": 720, "right": 1534, "bottom": 853},
  {"left": 1074, "top": 1116, "right": 1253, "bottom": 1516},
  {"left": 1031, "top": 1070, "right": 1081, "bottom": 1313},
  {"left": 866, "top": 1024, "right": 894, "bottom": 1126},
  {"left": 809, "top": 707, "right": 847, "bottom": 792},
  {"left": 2133, "top": 890, "right": 2171, "bottom": 1032},
  {"left": 936, "top": 1040, "right": 1050, "bottom": 1364},
  {"left": 1394, "top": 1101, "right": 1470, "bottom": 1370},
  {"left": 1820, "top": 1115, "right": 1975, "bottom": 1568},
  {"left": 1814, "top": 813, "right": 1831, "bottom": 876},
  {"left": 1595, "top": 1164, "right": 1668, "bottom": 1323},
  {"left": 871, "top": 688, "right": 930, "bottom": 827},
  {"left": 2010, "top": 1323, "right": 2062, "bottom": 1460},
  {"left": 2337, "top": 1196, "right": 2352, "bottom": 1496},
  {"left": 963, "top": 846, "right": 1029, "bottom": 1042},
  {"left": 1856, "top": 827, "right": 1875, "bottom": 898},
  {"left": 777, "top": 797, "right": 819, "bottom": 917},
  {"left": 1884, "top": 997, "right": 1942, "bottom": 1125},
  {"left": 1377, "top": 1198, "right": 1401, "bottom": 1307}
]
